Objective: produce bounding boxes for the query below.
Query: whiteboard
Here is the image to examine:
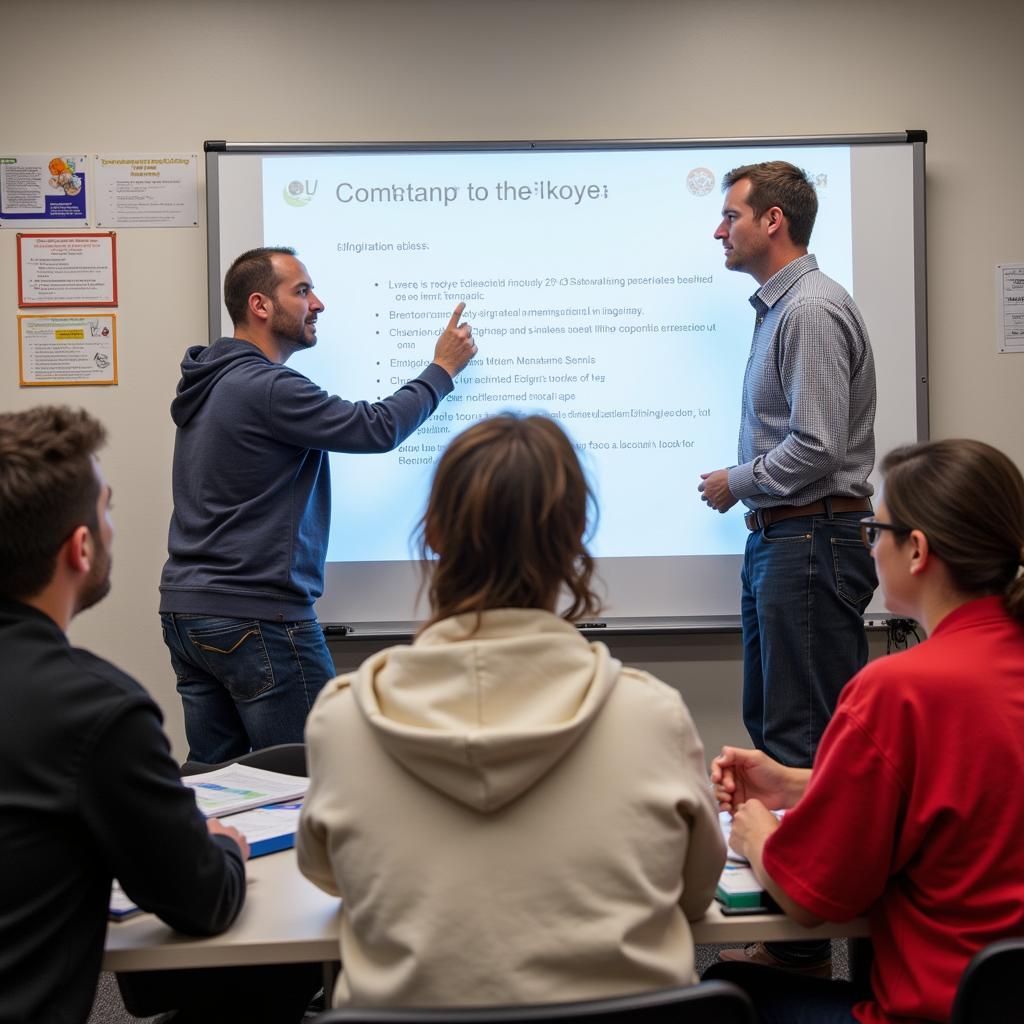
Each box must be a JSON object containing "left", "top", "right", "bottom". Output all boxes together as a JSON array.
[{"left": 205, "top": 133, "right": 927, "bottom": 632}]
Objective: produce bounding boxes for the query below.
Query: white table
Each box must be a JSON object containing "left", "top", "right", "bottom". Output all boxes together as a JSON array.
[
  {"left": 104, "top": 850, "right": 338, "bottom": 971},
  {"left": 103, "top": 849, "right": 869, "bottom": 972}
]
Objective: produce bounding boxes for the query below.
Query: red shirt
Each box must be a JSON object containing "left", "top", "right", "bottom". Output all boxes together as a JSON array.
[{"left": 764, "top": 597, "right": 1024, "bottom": 1023}]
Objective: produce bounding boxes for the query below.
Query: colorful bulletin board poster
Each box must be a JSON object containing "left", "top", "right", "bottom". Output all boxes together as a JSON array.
[
  {"left": 0, "top": 155, "right": 89, "bottom": 228},
  {"left": 17, "top": 232, "right": 118, "bottom": 307},
  {"left": 17, "top": 314, "right": 117, "bottom": 386}
]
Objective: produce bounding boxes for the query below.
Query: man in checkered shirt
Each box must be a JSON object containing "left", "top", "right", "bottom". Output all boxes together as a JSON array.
[
  {"left": 699, "top": 160, "right": 878, "bottom": 771},
  {"left": 699, "top": 159, "right": 878, "bottom": 976}
]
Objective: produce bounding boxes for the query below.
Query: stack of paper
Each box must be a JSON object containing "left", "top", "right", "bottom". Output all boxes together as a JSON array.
[
  {"left": 716, "top": 863, "right": 769, "bottom": 910},
  {"left": 218, "top": 801, "right": 304, "bottom": 857},
  {"left": 109, "top": 880, "right": 141, "bottom": 921},
  {"left": 715, "top": 809, "right": 784, "bottom": 911},
  {"left": 109, "top": 764, "right": 309, "bottom": 921},
  {"left": 183, "top": 764, "right": 308, "bottom": 818},
  {"left": 720, "top": 810, "right": 749, "bottom": 863}
]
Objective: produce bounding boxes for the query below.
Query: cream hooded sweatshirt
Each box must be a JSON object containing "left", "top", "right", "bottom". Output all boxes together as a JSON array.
[{"left": 297, "top": 609, "right": 725, "bottom": 1008}]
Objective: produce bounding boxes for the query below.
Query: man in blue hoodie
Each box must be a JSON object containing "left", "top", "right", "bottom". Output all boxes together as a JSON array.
[{"left": 159, "top": 246, "right": 477, "bottom": 764}]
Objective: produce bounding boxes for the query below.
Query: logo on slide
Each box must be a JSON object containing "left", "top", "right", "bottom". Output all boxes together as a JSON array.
[
  {"left": 283, "top": 179, "right": 318, "bottom": 207},
  {"left": 686, "top": 167, "right": 715, "bottom": 197}
]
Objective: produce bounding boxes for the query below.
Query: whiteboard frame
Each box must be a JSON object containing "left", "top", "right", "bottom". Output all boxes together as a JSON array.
[{"left": 204, "top": 132, "right": 928, "bottom": 634}]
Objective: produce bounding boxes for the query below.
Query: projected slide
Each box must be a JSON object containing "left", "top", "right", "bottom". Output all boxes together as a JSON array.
[{"left": 256, "top": 146, "right": 853, "bottom": 564}]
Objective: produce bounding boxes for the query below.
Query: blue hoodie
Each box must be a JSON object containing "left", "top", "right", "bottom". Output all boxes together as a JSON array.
[{"left": 159, "top": 337, "right": 452, "bottom": 620}]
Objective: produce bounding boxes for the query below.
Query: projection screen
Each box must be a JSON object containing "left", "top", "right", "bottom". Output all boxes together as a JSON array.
[{"left": 205, "top": 132, "right": 928, "bottom": 633}]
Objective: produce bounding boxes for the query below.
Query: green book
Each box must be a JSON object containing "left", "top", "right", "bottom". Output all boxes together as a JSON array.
[{"left": 716, "top": 863, "right": 773, "bottom": 910}]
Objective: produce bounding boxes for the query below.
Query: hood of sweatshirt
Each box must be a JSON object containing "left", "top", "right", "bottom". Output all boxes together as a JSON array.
[
  {"left": 170, "top": 337, "right": 272, "bottom": 428},
  {"left": 346, "top": 608, "right": 621, "bottom": 813}
]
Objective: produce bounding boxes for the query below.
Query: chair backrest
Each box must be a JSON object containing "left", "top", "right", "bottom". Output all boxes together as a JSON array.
[
  {"left": 950, "top": 937, "right": 1024, "bottom": 1024},
  {"left": 312, "top": 980, "right": 755, "bottom": 1023},
  {"left": 181, "top": 742, "right": 307, "bottom": 777}
]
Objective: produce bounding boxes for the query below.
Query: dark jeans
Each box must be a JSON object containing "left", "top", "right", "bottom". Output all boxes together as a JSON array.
[
  {"left": 161, "top": 613, "right": 336, "bottom": 764},
  {"left": 740, "top": 510, "right": 877, "bottom": 769},
  {"left": 704, "top": 961, "right": 868, "bottom": 1023},
  {"left": 741, "top": 509, "right": 876, "bottom": 966}
]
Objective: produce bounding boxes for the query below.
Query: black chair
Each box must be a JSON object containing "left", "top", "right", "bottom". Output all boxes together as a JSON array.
[
  {"left": 950, "top": 937, "right": 1024, "bottom": 1024},
  {"left": 312, "top": 981, "right": 755, "bottom": 1023},
  {"left": 180, "top": 741, "right": 307, "bottom": 777}
]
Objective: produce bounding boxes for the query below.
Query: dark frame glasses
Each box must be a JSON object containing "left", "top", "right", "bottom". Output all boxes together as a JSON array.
[{"left": 859, "top": 517, "right": 912, "bottom": 550}]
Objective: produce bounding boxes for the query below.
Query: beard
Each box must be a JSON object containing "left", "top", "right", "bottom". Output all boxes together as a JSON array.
[
  {"left": 270, "top": 306, "right": 315, "bottom": 351},
  {"left": 76, "top": 533, "right": 112, "bottom": 614}
]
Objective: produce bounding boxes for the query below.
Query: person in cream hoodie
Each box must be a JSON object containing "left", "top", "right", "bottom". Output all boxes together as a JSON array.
[{"left": 297, "top": 413, "right": 725, "bottom": 1008}]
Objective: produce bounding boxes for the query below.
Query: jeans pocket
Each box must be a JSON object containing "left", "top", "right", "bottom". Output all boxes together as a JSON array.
[
  {"left": 760, "top": 525, "right": 813, "bottom": 545},
  {"left": 831, "top": 537, "right": 878, "bottom": 608},
  {"left": 285, "top": 621, "right": 335, "bottom": 697},
  {"left": 288, "top": 621, "right": 326, "bottom": 644},
  {"left": 186, "top": 620, "right": 276, "bottom": 701}
]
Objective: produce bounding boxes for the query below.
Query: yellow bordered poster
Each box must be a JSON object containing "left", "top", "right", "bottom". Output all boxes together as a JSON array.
[{"left": 17, "top": 314, "right": 118, "bottom": 386}]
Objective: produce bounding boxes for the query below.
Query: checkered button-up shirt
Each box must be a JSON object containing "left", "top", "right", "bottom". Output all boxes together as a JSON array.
[{"left": 726, "top": 254, "right": 876, "bottom": 510}]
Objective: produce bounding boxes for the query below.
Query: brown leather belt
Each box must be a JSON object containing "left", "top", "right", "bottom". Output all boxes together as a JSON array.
[{"left": 744, "top": 497, "right": 873, "bottom": 533}]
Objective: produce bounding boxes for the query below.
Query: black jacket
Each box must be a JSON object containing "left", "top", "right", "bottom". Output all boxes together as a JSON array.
[{"left": 0, "top": 600, "right": 245, "bottom": 1024}]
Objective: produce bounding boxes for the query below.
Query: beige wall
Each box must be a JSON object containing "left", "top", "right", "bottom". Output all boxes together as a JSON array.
[{"left": 2, "top": 0, "right": 1021, "bottom": 757}]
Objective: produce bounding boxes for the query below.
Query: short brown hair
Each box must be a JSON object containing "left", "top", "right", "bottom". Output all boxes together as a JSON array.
[
  {"left": 881, "top": 438, "right": 1024, "bottom": 622},
  {"left": 723, "top": 160, "right": 818, "bottom": 247},
  {"left": 0, "top": 406, "right": 106, "bottom": 599},
  {"left": 223, "top": 246, "right": 296, "bottom": 326},
  {"left": 419, "top": 414, "right": 601, "bottom": 627}
]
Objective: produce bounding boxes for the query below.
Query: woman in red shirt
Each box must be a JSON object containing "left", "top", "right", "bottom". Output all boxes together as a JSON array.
[{"left": 706, "top": 438, "right": 1024, "bottom": 1024}]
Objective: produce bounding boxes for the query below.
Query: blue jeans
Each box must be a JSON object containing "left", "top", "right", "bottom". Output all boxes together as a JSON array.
[
  {"left": 160, "top": 613, "right": 336, "bottom": 764},
  {"left": 741, "top": 510, "right": 876, "bottom": 968},
  {"left": 741, "top": 511, "right": 877, "bottom": 769},
  {"left": 703, "top": 962, "right": 866, "bottom": 1023}
]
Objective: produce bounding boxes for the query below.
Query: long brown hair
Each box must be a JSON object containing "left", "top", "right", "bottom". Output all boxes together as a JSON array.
[
  {"left": 418, "top": 414, "right": 601, "bottom": 628},
  {"left": 881, "top": 438, "right": 1024, "bottom": 622}
]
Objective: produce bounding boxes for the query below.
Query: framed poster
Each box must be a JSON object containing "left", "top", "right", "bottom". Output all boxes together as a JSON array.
[
  {"left": 94, "top": 153, "right": 198, "bottom": 227},
  {"left": 17, "top": 314, "right": 118, "bottom": 386},
  {"left": 17, "top": 232, "right": 117, "bottom": 307},
  {"left": 0, "top": 154, "right": 89, "bottom": 228}
]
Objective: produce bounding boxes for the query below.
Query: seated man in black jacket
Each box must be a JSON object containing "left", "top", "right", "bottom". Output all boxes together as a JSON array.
[{"left": 0, "top": 406, "right": 312, "bottom": 1023}]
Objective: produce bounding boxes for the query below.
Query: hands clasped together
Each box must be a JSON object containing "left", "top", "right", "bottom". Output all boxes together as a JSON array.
[{"left": 710, "top": 746, "right": 811, "bottom": 862}]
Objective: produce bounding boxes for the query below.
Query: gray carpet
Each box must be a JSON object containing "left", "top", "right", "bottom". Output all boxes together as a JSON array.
[{"left": 87, "top": 972, "right": 162, "bottom": 1023}]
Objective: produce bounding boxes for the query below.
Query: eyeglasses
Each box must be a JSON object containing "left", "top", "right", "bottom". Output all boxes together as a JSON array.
[{"left": 859, "top": 517, "right": 912, "bottom": 550}]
